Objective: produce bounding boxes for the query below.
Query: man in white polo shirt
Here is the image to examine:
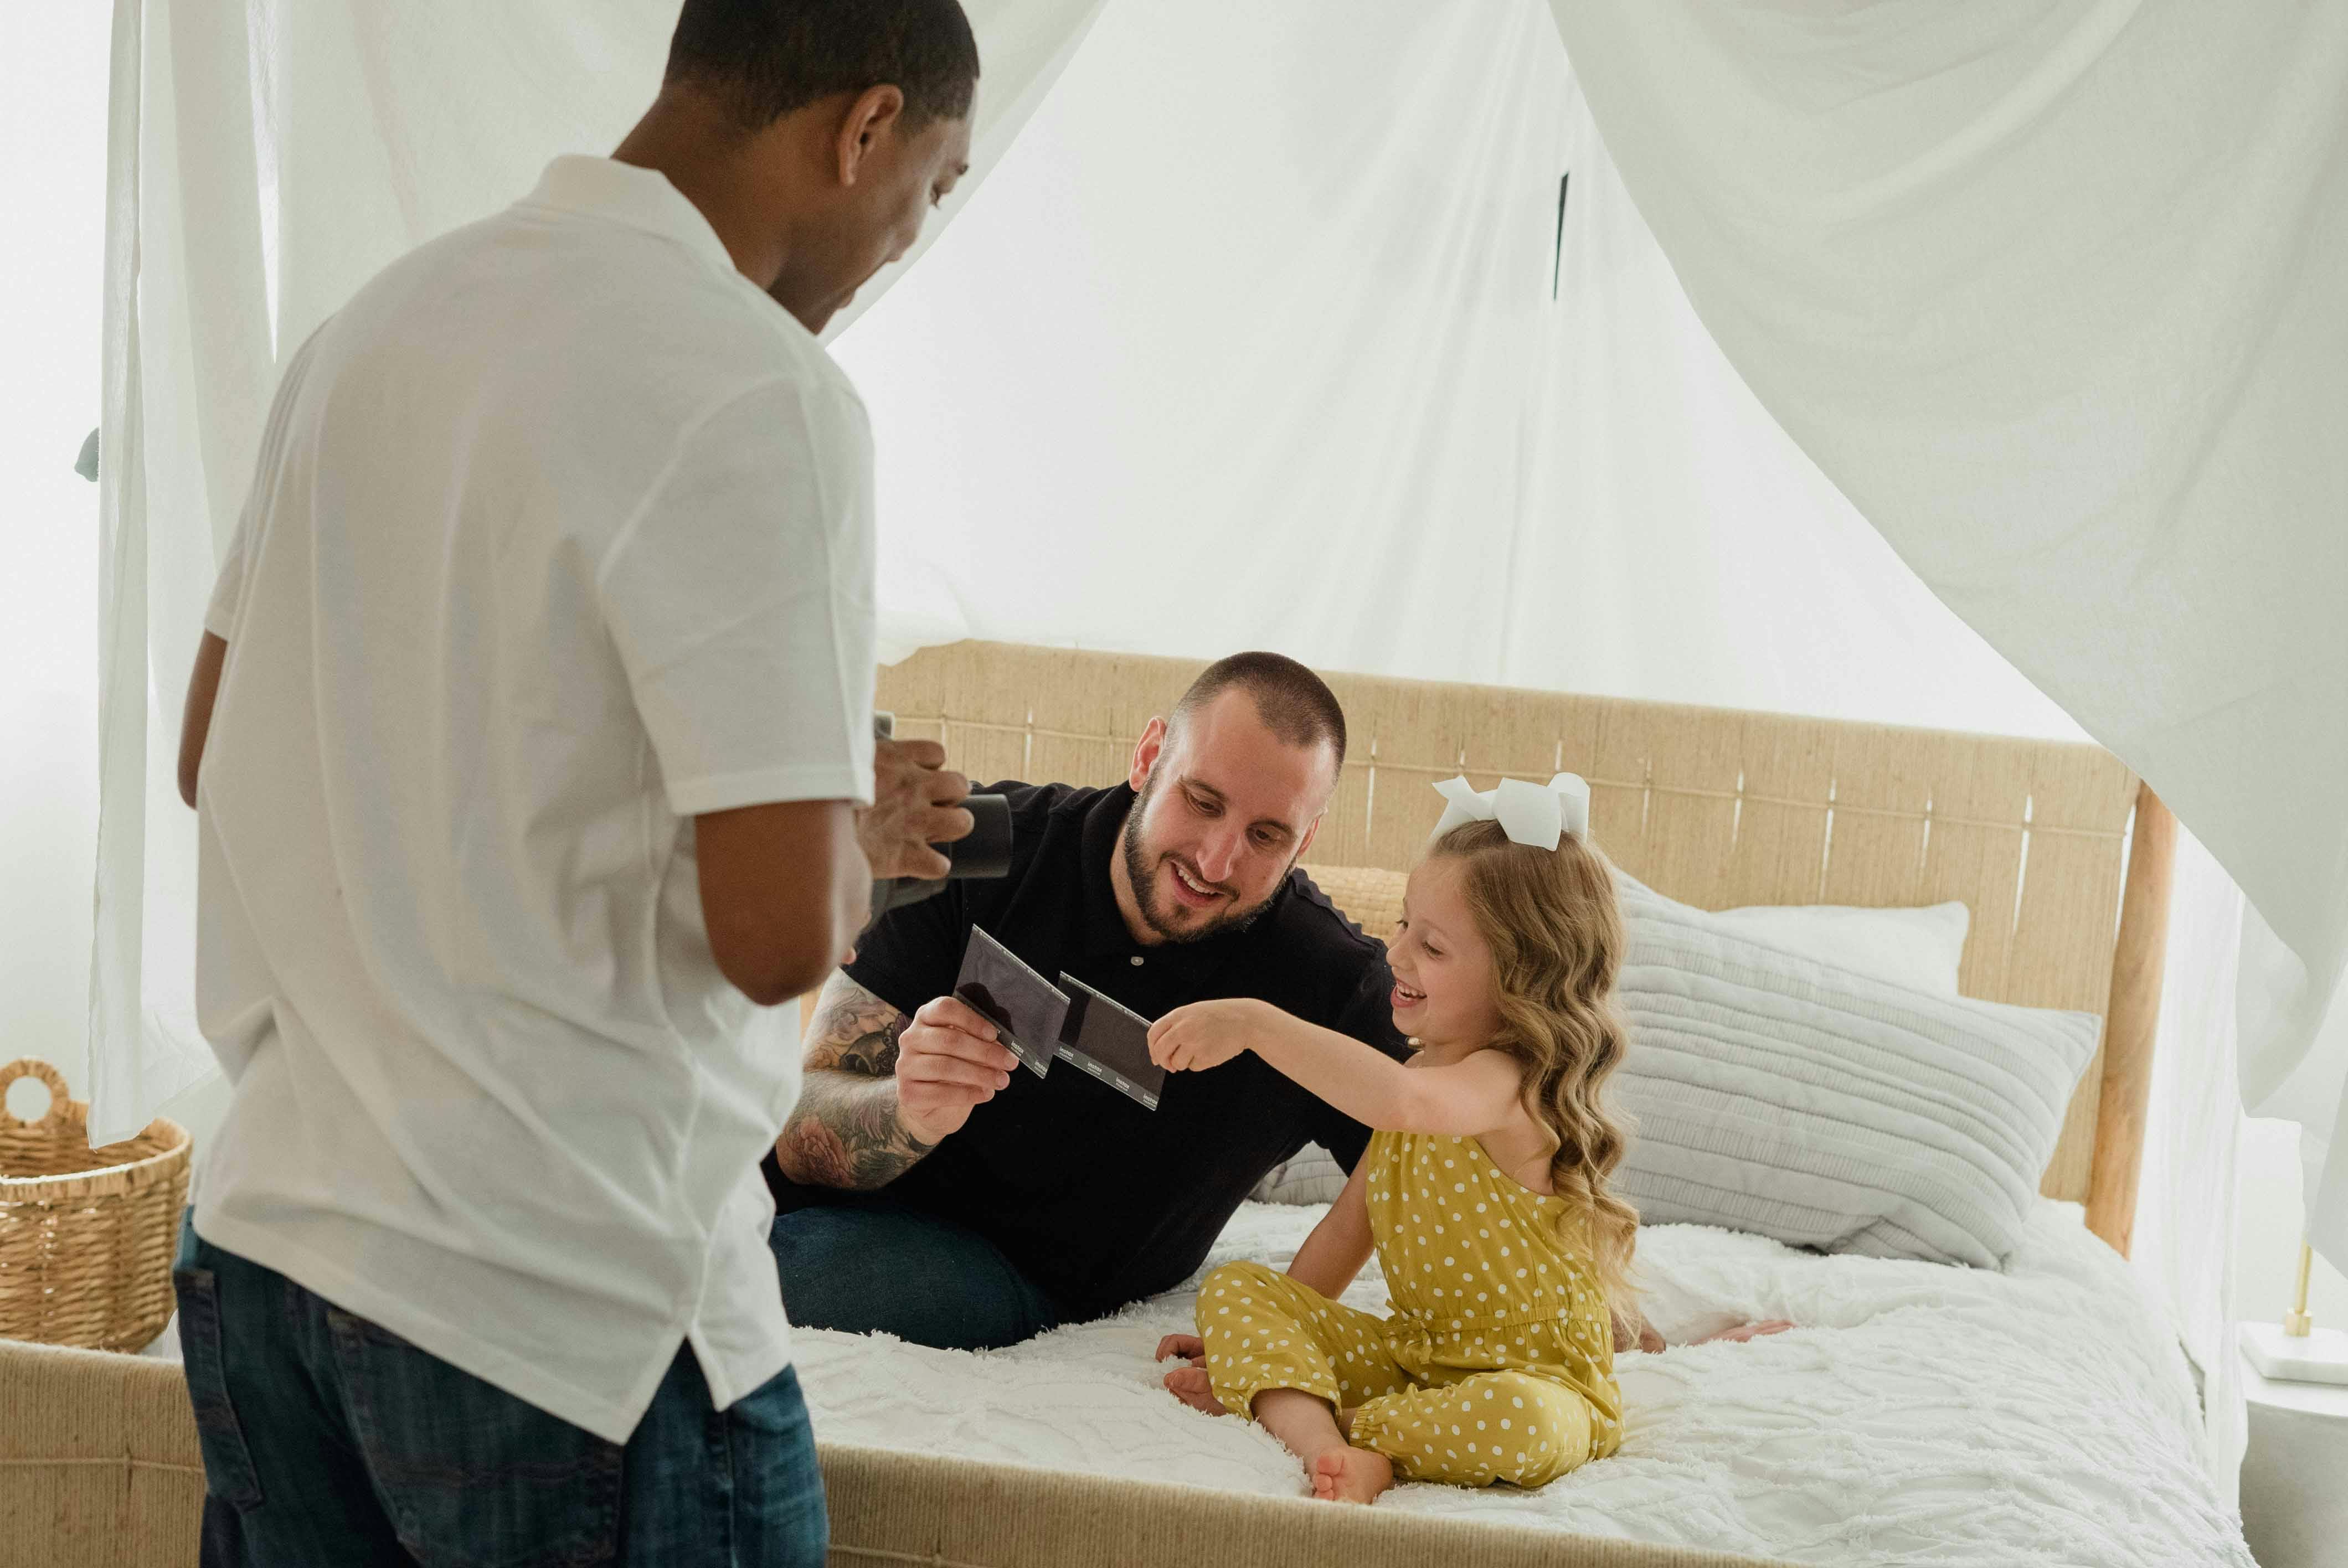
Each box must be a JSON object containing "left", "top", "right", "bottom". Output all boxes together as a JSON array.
[{"left": 168, "top": 3, "right": 980, "bottom": 1561}]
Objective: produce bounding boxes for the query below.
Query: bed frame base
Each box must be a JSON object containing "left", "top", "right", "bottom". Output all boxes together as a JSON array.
[
  {"left": 825, "top": 1442, "right": 1779, "bottom": 1568},
  {"left": 0, "top": 1337, "right": 1791, "bottom": 1568}
]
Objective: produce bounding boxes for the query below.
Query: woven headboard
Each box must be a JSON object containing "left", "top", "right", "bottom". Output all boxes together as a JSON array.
[{"left": 876, "top": 639, "right": 2176, "bottom": 1255}]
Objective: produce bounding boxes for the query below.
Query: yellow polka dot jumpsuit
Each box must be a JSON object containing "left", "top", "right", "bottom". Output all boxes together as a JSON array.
[{"left": 1197, "top": 1129, "right": 1623, "bottom": 1488}]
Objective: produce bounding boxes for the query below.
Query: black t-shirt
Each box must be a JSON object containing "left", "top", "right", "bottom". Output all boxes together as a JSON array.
[{"left": 765, "top": 781, "right": 1408, "bottom": 1321}]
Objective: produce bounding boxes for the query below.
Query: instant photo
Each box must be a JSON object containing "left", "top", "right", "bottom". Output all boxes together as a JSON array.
[
  {"left": 1054, "top": 974, "right": 1167, "bottom": 1112},
  {"left": 953, "top": 926, "right": 1068, "bottom": 1080}
]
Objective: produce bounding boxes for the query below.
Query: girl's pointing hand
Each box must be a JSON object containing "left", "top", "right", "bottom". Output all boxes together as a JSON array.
[{"left": 1147, "top": 998, "right": 1275, "bottom": 1072}]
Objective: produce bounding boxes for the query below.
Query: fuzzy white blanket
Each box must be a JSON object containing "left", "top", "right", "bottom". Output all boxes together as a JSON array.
[{"left": 793, "top": 1200, "right": 2252, "bottom": 1567}]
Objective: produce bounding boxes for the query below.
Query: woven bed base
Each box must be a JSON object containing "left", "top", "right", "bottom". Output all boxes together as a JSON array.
[
  {"left": 822, "top": 1443, "right": 1781, "bottom": 1568},
  {"left": 0, "top": 1338, "right": 204, "bottom": 1568},
  {"left": 0, "top": 1337, "right": 1785, "bottom": 1568}
]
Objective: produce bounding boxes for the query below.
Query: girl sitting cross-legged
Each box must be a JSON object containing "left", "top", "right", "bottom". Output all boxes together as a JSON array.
[{"left": 1147, "top": 775, "right": 1781, "bottom": 1504}]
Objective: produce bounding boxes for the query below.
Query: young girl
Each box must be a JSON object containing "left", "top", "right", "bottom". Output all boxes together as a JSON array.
[{"left": 1143, "top": 779, "right": 1641, "bottom": 1505}]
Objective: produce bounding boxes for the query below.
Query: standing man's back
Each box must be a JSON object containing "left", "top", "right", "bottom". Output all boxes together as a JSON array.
[
  {"left": 196, "top": 147, "right": 874, "bottom": 1447},
  {"left": 171, "top": 4, "right": 981, "bottom": 1563}
]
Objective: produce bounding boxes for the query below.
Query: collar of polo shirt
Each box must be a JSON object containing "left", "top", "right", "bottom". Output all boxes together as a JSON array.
[{"left": 523, "top": 155, "right": 744, "bottom": 283}]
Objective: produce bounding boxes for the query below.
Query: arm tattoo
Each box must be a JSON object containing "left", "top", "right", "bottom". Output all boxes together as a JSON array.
[
  {"left": 777, "top": 1076, "right": 935, "bottom": 1191},
  {"left": 803, "top": 978, "right": 907, "bottom": 1076},
  {"left": 776, "top": 972, "right": 938, "bottom": 1190}
]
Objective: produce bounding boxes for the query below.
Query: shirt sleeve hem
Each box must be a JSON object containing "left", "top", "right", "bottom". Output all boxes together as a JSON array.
[
  {"left": 667, "top": 763, "right": 873, "bottom": 818},
  {"left": 839, "top": 959, "right": 934, "bottom": 1018}
]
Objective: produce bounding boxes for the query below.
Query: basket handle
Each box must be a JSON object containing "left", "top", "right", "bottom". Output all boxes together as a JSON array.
[{"left": 0, "top": 1059, "right": 75, "bottom": 1134}]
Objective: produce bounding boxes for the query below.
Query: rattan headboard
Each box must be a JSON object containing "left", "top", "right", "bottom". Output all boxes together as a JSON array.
[{"left": 875, "top": 639, "right": 2176, "bottom": 1255}]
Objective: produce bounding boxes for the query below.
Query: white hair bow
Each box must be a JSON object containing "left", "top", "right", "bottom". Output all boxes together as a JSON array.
[{"left": 1431, "top": 772, "right": 1592, "bottom": 850}]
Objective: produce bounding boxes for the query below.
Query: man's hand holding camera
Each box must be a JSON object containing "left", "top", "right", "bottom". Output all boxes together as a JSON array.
[{"left": 861, "top": 737, "right": 975, "bottom": 881}]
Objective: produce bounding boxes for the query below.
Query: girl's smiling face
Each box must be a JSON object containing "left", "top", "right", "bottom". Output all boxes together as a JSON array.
[{"left": 1387, "top": 854, "right": 1505, "bottom": 1050}]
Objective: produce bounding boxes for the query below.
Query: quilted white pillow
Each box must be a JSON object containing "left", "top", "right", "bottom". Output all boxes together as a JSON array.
[{"left": 1609, "top": 875, "right": 2099, "bottom": 1268}]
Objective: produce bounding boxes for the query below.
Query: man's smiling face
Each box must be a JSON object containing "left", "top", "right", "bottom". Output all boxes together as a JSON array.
[{"left": 1113, "top": 689, "right": 1336, "bottom": 946}]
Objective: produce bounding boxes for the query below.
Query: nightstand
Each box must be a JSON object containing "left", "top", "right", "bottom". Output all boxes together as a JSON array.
[{"left": 2239, "top": 1343, "right": 2348, "bottom": 1568}]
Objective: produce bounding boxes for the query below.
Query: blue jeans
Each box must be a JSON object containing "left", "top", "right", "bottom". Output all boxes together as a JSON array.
[
  {"left": 769, "top": 1200, "right": 1064, "bottom": 1349},
  {"left": 173, "top": 1217, "right": 826, "bottom": 1566}
]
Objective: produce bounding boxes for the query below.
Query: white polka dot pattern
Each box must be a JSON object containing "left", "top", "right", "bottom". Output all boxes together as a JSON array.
[{"left": 1197, "top": 1130, "right": 1623, "bottom": 1489}]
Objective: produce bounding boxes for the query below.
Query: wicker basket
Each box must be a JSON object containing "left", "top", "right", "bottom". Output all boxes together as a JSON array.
[{"left": 0, "top": 1058, "right": 190, "bottom": 1352}]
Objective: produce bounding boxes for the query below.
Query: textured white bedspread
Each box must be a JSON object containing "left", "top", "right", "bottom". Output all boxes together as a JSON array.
[{"left": 794, "top": 1200, "right": 2252, "bottom": 1567}]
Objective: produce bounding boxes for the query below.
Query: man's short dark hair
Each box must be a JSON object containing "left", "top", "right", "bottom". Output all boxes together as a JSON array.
[
  {"left": 1171, "top": 653, "right": 1348, "bottom": 773},
  {"left": 667, "top": 0, "right": 980, "bottom": 133}
]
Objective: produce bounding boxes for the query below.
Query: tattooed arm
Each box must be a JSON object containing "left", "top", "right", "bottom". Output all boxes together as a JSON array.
[
  {"left": 774, "top": 970, "right": 1020, "bottom": 1190},
  {"left": 774, "top": 972, "right": 926, "bottom": 1189}
]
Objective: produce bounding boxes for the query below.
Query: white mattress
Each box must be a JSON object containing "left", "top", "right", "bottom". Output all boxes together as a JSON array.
[{"left": 794, "top": 1200, "right": 2253, "bottom": 1567}]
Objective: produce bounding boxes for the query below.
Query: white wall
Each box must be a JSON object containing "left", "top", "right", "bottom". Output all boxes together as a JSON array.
[
  {"left": 0, "top": 6, "right": 109, "bottom": 1104},
  {"left": 2237, "top": 1118, "right": 2348, "bottom": 1330}
]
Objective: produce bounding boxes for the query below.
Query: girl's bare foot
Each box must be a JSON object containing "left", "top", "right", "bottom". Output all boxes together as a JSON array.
[
  {"left": 1163, "top": 1364, "right": 1224, "bottom": 1415},
  {"left": 1250, "top": 1387, "right": 1384, "bottom": 1502},
  {"left": 1310, "top": 1446, "right": 1394, "bottom": 1504}
]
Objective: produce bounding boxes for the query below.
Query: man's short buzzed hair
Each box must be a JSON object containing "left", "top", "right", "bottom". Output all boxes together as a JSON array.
[
  {"left": 666, "top": 0, "right": 981, "bottom": 133},
  {"left": 1171, "top": 653, "right": 1348, "bottom": 773}
]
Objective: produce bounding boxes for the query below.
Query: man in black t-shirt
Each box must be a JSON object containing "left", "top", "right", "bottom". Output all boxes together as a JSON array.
[{"left": 765, "top": 653, "right": 1408, "bottom": 1348}]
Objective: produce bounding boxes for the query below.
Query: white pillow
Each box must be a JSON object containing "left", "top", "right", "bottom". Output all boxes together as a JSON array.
[
  {"left": 1251, "top": 1143, "right": 1347, "bottom": 1205},
  {"left": 1703, "top": 898, "right": 1969, "bottom": 996},
  {"left": 1608, "top": 875, "right": 2098, "bottom": 1269}
]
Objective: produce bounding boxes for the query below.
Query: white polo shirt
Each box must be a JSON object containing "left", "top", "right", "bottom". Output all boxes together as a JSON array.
[{"left": 190, "top": 156, "right": 876, "bottom": 1443}]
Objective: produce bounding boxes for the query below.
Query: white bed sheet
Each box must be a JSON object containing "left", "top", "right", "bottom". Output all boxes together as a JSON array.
[{"left": 794, "top": 1200, "right": 2253, "bottom": 1567}]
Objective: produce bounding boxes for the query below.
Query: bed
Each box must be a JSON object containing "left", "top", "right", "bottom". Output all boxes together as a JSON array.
[
  {"left": 794, "top": 1199, "right": 2244, "bottom": 1566},
  {"left": 1, "top": 639, "right": 2234, "bottom": 1568}
]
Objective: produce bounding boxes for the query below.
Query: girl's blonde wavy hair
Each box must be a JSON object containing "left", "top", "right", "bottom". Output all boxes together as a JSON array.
[{"left": 1430, "top": 818, "right": 1638, "bottom": 1303}]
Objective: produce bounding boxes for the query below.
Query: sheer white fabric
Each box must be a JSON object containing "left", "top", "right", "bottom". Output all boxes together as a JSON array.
[
  {"left": 833, "top": 0, "right": 2077, "bottom": 740},
  {"left": 91, "top": 0, "right": 262, "bottom": 1145},
  {"left": 90, "top": 0, "right": 1102, "bottom": 1143},
  {"left": 1543, "top": 0, "right": 2348, "bottom": 1280},
  {"left": 2129, "top": 826, "right": 2250, "bottom": 1502}
]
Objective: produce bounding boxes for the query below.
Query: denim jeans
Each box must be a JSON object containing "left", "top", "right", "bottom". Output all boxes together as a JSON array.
[
  {"left": 173, "top": 1216, "right": 826, "bottom": 1566},
  {"left": 769, "top": 1199, "right": 1064, "bottom": 1349}
]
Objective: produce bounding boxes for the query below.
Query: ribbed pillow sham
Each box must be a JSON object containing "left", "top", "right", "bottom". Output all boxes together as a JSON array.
[{"left": 1609, "top": 876, "right": 2100, "bottom": 1268}]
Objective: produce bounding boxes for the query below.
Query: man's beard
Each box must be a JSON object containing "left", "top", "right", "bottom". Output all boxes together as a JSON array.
[{"left": 1119, "top": 773, "right": 1291, "bottom": 946}]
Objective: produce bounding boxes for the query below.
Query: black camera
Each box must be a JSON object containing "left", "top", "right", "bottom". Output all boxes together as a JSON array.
[{"left": 867, "top": 713, "right": 1013, "bottom": 925}]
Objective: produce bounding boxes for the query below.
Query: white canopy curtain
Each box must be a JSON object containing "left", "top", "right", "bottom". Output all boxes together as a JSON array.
[
  {"left": 90, "top": 0, "right": 1104, "bottom": 1144},
  {"left": 93, "top": 0, "right": 2334, "bottom": 1486},
  {"left": 830, "top": 0, "right": 2078, "bottom": 737},
  {"left": 1543, "top": 0, "right": 2348, "bottom": 1279}
]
